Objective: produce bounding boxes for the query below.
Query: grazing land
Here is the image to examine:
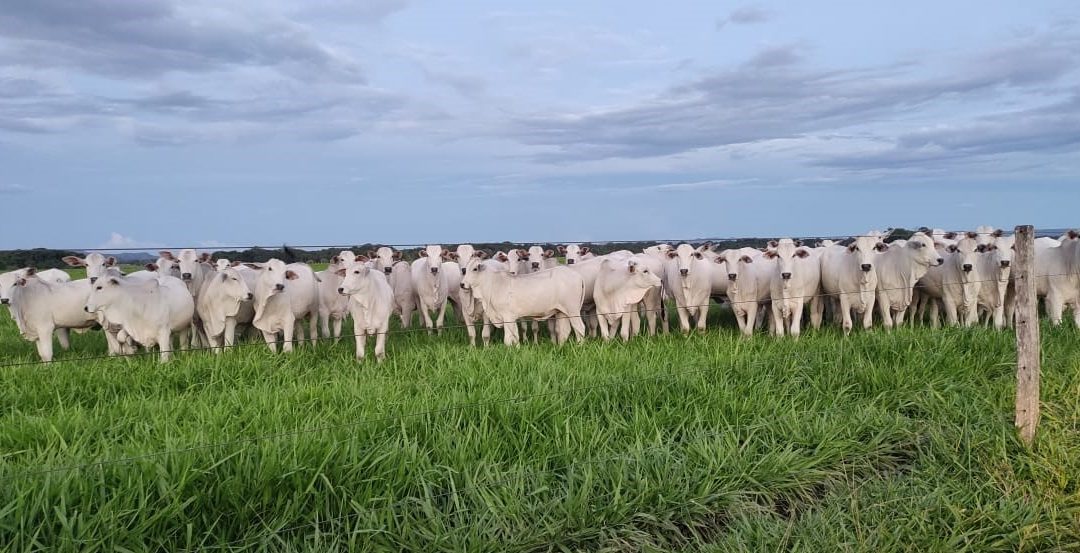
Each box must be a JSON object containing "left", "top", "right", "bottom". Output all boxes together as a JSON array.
[{"left": 1, "top": 303, "right": 1078, "bottom": 552}]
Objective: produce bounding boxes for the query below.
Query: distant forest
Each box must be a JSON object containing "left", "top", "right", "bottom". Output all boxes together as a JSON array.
[{"left": 0, "top": 230, "right": 927, "bottom": 270}]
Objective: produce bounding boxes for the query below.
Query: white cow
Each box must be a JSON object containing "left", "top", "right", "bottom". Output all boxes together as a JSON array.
[
  {"left": 461, "top": 258, "right": 586, "bottom": 346},
  {"left": 974, "top": 225, "right": 998, "bottom": 247},
  {"left": 450, "top": 249, "right": 492, "bottom": 346},
  {"left": 917, "top": 233, "right": 982, "bottom": 327},
  {"left": 874, "top": 232, "right": 944, "bottom": 329},
  {"left": 215, "top": 259, "right": 232, "bottom": 272},
  {"left": 663, "top": 244, "right": 714, "bottom": 333},
  {"left": 593, "top": 256, "right": 662, "bottom": 341},
  {"left": 1035, "top": 230, "right": 1080, "bottom": 326},
  {"left": 562, "top": 250, "right": 634, "bottom": 336},
  {"left": 1, "top": 268, "right": 75, "bottom": 352},
  {"left": 197, "top": 267, "right": 255, "bottom": 351},
  {"left": 411, "top": 245, "right": 451, "bottom": 334},
  {"left": 162, "top": 249, "right": 213, "bottom": 347},
  {"left": 336, "top": 261, "right": 394, "bottom": 361},
  {"left": 84, "top": 274, "right": 194, "bottom": 362},
  {"left": 558, "top": 244, "right": 596, "bottom": 265},
  {"left": 820, "top": 235, "right": 887, "bottom": 333},
  {"left": 245, "top": 259, "right": 320, "bottom": 353},
  {"left": 763, "top": 239, "right": 823, "bottom": 338},
  {"left": 714, "top": 248, "right": 770, "bottom": 336},
  {"left": 316, "top": 253, "right": 355, "bottom": 342},
  {"left": 977, "top": 231, "right": 1015, "bottom": 330},
  {"left": 61, "top": 253, "right": 117, "bottom": 283},
  {"left": 8, "top": 270, "right": 98, "bottom": 362},
  {"left": 370, "top": 247, "right": 417, "bottom": 328},
  {"left": 526, "top": 246, "right": 558, "bottom": 273}
]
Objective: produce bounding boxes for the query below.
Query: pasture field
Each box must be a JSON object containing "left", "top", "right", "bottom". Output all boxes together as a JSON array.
[{"left": 1, "top": 303, "right": 1079, "bottom": 552}]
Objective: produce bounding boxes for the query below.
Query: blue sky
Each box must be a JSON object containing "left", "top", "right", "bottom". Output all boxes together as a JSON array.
[{"left": 1, "top": 0, "right": 1078, "bottom": 250}]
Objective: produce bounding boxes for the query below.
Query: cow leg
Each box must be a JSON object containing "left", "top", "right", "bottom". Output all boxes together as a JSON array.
[
  {"left": 435, "top": 301, "right": 447, "bottom": 335},
  {"left": 481, "top": 315, "right": 492, "bottom": 347},
  {"left": 810, "top": 296, "right": 824, "bottom": 330},
  {"left": 354, "top": 325, "right": 367, "bottom": 360},
  {"left": 1046, "top": 293, "right": 1064, "bottom": 326},
  {"left": 790, "top": 302, "right": 805, "bottom": 338},
  {"left": 770, "top": 303, "right": 784, "bottom": 337},
  {"left": 282, "top": 318, "right": 296, "bottom": 353},
  {"left": 55, "top": 328, "right": 71, "bottom": 351},
  {"left": 35, "top": 325, "right": 55, "bottom": 362},
  {"left": 308, "top": 314, "right": 319, "bottom": 345},
  {"left": 597, "top": 310, "right": 613, "bottom": 340},
  {"left": 332, "top": 316, "right": 343, "bottom": 342},
  {"left": 942, "top": 296, "right": 960, "bottom": 326},
  {"left": 861, "top": 294, "right": 875, "bottom": 330},
  {"left": 374, "top": 327, "right": 387, "bottom": 361},
  {"left": 743, "top": 304, "right": 758, "bottom": 337},
  {"left": 695, "top": 302, "right": 709, "bottom": 333},
  {"left": 838, "top": 297, "right": 854, "bottom": 334},
  {"left": 503, "top": 318, "right": 520, "bottom": 346},
  {"left": 158, "top": 329, "right": 173, "bottom": 363},
  {"left": 877, "top": 292, "right": 894, "bottom": 330},
  {"left": 464, "top": 318, "right": 477, "bottom": 346},
  {"left": 620, "top": 312, "right": 634, "bottom": 341}
]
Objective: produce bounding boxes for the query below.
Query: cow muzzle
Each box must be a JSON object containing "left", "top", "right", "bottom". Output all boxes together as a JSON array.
[
  {"left": 728, "top": 273, "right": 737, "bottom": 281},
  {"left": 384, "top": 267, "right": 392, "bottom": 275},
  {"left": 83, "top": 306, "right": 90, "bottom": 312},
  {"left": 245, "top": 293, "right": 254, "bottom": 300},
  {"left": 1000, "top": 260, "right": 1011, "bottom": 268},
  {"left": 182, "top": 273, "right": 193, "bottom": 281},
  {"left": 430, "top": 267, "right": 439, "bottom": 275},
  {"left": 936, "top": 258, "right": 944, "bottom": 266},
  {"left": 531, "top": 262, "right": 540, "bottom": 270},
  {"left": 90, "top": 277, "right": 98, "bottom": 284},
  {"left": 459, "top": 283, "right": 467, "bottom": 289},
  {"left": 0, "top": 298, "right": 8, "bottom": 305},
  {"left": 337, "top": 287, "right": 345, "bottom": 295},
  {"left": 962, "top": 264, "right": 973, "bottom": 272},
  {"left": 567, "top": 259, "right": 575, "bottom": 265},
  {"left": 274, "top": 283, "right": 285, "bottom": 291},
  {"left": 781, "top": 272, "right": 792, "bottom": 280},
  {"left": 860, "top": 264, "right": 872, "bottom": 272},
  {"left": 679, "top": 269, "right": 689, "bottom": 276}
]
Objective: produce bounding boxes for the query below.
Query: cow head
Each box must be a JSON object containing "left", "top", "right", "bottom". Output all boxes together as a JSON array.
[
  {"left": 175, "top": 249, "right": 210, "bottom": 283},
  {"left": 716, "top": 249, "right": 756, "bottom": 284},
  {"left": 945, "top": 235, "right": 979, "bottom": 279},
  {"left": 990, "top": 234, "right": 1015, "bottom": 270},
  {"left": 666, "top": 243, "right": 703, "bottom": 277},
  {"left": 85, "top": 275, "right": 158, "bottom": 314},
  {"left": 215, "top": 259, "right": 232, "bottom": 272},
  {"left": 906, "top": 232, "right": 944, "bottom": 267},
  {"left": 561, "top": 244, "right": 591, "bottom": 265},
  {"left": 62, "top": 253, "right": 117, "bottom": 284},
  {"left": 504, "top": 249, "right": 528, "bottom": 275},
  {"left": 246, "top": 258, "right": 299, "bottom": 299},
  {"left": 417, "top": 245, "right": 445, "bottom": 275},
  {"left": 1, "top": 267, "right": 38, "bottom": 304},
  {"left": 336, "top": 261, "right": 374, "bottom": 296},
  {"left": 371, "top": 247, "right": 398, "bottom": 275},
  {"left": 763, "top": 239, "right": 811, "bottom": 286},
  {"left": 218, "top": 267, "right": 254, "bottom": 303},
  {"left": 845, "top": 235, "right": 886, "bottom": 277},
  {"left": 461, "top": 257, "right": 493, "bottom": 291},
  {"left": 526, "top": 246, "right": 554, "bottom": 271}
]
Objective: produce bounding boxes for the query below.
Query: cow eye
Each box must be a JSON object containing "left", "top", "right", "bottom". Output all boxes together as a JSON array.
[
  {"left": 95, "top": 286, "right": 102, "bottom": 290},
  {"left": 354, "top": 270, "right": 361, "bottom": 274}
]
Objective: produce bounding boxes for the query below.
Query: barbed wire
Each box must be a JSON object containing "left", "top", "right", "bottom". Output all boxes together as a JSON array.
[
  {"left": 15, "top": 227, "right": 1070, "bottom": 254},
  {"left": 0, "top": 270, "right": 1069, "bottom": 370}
]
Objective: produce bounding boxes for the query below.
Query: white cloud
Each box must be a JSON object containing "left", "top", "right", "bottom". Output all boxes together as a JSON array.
[{"left": 100, "top": 232, "right": 163, "bottom": 251}]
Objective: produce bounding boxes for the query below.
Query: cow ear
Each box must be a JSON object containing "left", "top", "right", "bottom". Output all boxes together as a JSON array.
[
  {"left": 475, "top": 250, "right": 488, "bottom": 259},
  {"left": 966, "top": 231, "right": 978, "bottom": 239},
  {"left": 366, "top": 250, "right": 376, "bottom": 258},
  {"left": 741, "top": 255, "right": 754, "bottom": 264},
  {"left": 145, "top": 263, "right": 158, "bottom": 271},
  {"left": 285, "top": 270, "right": 299, "bottom": 280},
  {"left": 975, "top": 244, "right": 987, "bottom": 253},
  {"left": 105, "top": 256, "right": 117, "bottom": 266},
  {"left": 475, "top": 262, "right": 486, "bottom": 272},
  {"left": 794, "top": 240, "right": 803, "bottom": 247},
  {"left": 244, "top": 263, "right": 264, "bottom": 270},
  {"left": 544, "top": 249, "right": 554, "bottom": 258},
  {"left": 693, "top": 251, "right": 703, "bottom": 259},
  {"left": 943, "top": 232, "right": 957, "bottom": 240},
  {"left": 874, "top": 242, "right": 889, "bottom": 252},
  {"left": 768, "top": 240, "right": 779, "bottom": 248},
  {"left": 418, "top": 249, "right": 427, "bottom": 257},
  {"left": 666, "top": 251, "right": 678, "bottom": 258},
  {"left": 62, "top": 256, "right": 86, "bottom": 267},
  {"left": 335, "top": 268, "right": 346, "bottom": 277},
  {"left": 946, "top": 244, "right": 958, "bottom": 253},
  {"left": 159, "top": 250, "right": 175, "bottom": 260},
  {"left": 392, "top": 250, "right": 402, "bottom": 260},
  {"left": 331, "top": 256, "right": 340, "bottom": 265},
  {"left": 933, "top": 242, "right": 945, "bottom": 250},
  {"left": 231, "top": 260, "right": 242, "bottom": 267},
  {"left": 495, "top": 252, "right": 508, "bottom": 262},
  {"left": 356, "top": 254, "right": 369, "bottom": 262},
  {"left": 1067, "top": 229, "right": 1079, "bottom": 240},
  {"left": 763, "top": 250, "right": 777, "bottom": 259},
  {"left": 15, "top": 277, "right": 27, "bottom": 286},
  {"left": 796, "top": 249, "right": 810, "bottom": 258},
  {"left": 557, "top": 245, "right": 566, "bottom": 254},
  {"left": 580, "top": 246, "right": 590, "bottom": 255},
  {"left": 109, "top": 278, "right": 120, "bottom": 285},
  {"left": 220, "top": 272, "right": 229, "bottom": 282},
  {"left": 992, "top": 229, "right": 1003, "bottom": 238},
  {"left": 23, "top": 267, "right": 37, "bottom": 276},
  {"left": 198, "top": 253, "right": 211, "bottom": 263}
]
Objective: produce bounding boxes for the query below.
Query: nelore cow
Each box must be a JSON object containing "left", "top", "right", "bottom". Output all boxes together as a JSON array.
[
  {"left": 84, "top": 273, "right": 195, "bottom": 362},
  {"left": 820, "top": 235, "right": 887, "bottom": 333},
  {"left": 245, "top": 259, "right": 320, "bottom": 353},
  {"left": 763, "top": 239, "right": 822, "bottom": 338},
  {"left": 337, "top": 260, "right": 394, "bottom": 361}
]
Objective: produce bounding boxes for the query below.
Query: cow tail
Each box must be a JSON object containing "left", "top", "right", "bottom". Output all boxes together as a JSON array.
[{"left": 660, "top": 280, "right": 668, "bottom": 322}]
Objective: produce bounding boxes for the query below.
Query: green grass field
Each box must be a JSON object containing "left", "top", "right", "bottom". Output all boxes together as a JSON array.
[{"left": 1, "top": 300, "right": 1078, "bottom": 551}]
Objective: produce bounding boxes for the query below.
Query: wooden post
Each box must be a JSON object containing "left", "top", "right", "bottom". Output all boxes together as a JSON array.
[{"left": 1013, "top": 225, "right": 1040, "bottom": 446}]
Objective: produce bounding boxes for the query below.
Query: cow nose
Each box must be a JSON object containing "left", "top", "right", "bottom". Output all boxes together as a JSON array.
[
  {"left": 384, "top": 267, "right": 392, "bottom": 274},
  {"left": 246, "top": 293, "right": 253, "bottom": 300},
  {"left": 461, "top": 268, "right": 466, "bottom": 276},
  {"left": 860, "top": 264, "right": 872, "bottom": 272},
  {"left": 460, "top": 283, "right": 466, "bottom": 289},
  {"left": 936, "top": 258, "right": 944, "bottom": 266},
  {"left": 274, "top": 283, "right": 285, "bottom": 291},
  {"left": 83, "top": 306, "right": 89, "bottom": 312},
  {"left": 1, "top": 298, "right": 9, "bottom": 305},
  {"left": 90, "top": 277, "right": 98, "bottom": 284},
  {"left": 962, "top": 264, "right": 973, "bottom": 272},
  {"left": 1000, "top": 260, "right": 1011, "bottom": 268},
  {"left": 337, "top": 287, "right": 345, "bottom": 294},
  {"left": 728, "top": 273, "right": 737, "bottom": 281},
  {"left": 430, "top": 267, "right": 439, "bottom": 274},
  {"left": 531, "top": 262, "right": 540, "bottom": 269},
  {"left": 182, "top": 273, "right": 193, "bottom": 280},
  {"left": 680, "top": 269, "right": 689, "bottom": 276},
  {"left": 781, "top": 272, "right": 792, "bottom": 280},
  {"left": 567, "top": 259, "right": 575, "bottom": 265}
]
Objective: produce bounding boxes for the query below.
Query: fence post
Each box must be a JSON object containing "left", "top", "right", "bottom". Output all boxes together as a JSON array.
[{"left": 1013, "top": 225, "right": 1040, "bottom": 447}]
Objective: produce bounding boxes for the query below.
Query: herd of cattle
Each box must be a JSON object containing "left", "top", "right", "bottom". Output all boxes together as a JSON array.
[{"left": 1, "top": 227, "right": 1078, "bottom": 363}]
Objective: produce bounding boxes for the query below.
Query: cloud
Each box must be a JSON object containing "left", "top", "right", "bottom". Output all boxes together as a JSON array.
[
  {"left": 0, "top": 183, "right": 29, "bottom": 194},
  {"left": 504, "top": 28, "right": 1080, "bottom": 164},
  {"left": 716, "top": 5, "right": 773, "bottom": 29},
  {"left": 100, "top": 232, "right": 163, "bottom": 251}
]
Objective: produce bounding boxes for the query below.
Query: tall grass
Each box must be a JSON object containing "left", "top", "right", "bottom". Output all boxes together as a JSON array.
[{"left": 0, "top": 307, "right": 1078, "bottom": 551}]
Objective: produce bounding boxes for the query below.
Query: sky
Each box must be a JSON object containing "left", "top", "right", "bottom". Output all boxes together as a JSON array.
[{"left": 1, "top": 0, "right": 1079, "bottom": 250}]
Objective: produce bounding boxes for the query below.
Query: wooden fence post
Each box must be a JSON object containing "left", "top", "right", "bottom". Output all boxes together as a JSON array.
[{"left": 1013, "top": 225, "right": 1040, "bottom": 447}]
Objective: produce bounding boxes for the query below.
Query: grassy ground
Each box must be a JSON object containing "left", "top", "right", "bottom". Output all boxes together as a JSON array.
[{"left": 0, "top": 303, "right": 1078, "bottom": 552}]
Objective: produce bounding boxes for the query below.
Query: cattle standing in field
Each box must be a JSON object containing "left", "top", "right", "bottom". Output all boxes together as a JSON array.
[
  {"left": 84, "top": 274, "right": 195, "bottom": 362},
  {"left": 763, "top": 239, "right": 823, "bottom": 338},
  {"left": 917, "top": 232, "right": 982, "bottom": 327},
  {"left": 449, "top": 248, "right": 492, "bottom": 346},
  {"left": 559, "top": 244, "right": 595, "bottom": 265},
  {"left": 563, "top": 250, "right": 633, "bottom": 337},
  {"left": 245, "top": 259, "right": 320, "bottom": 353},
  {"left": 461, "top": 258, "right": 586, "bottom": 346},
  {"left": 874, "top": 232, "right": 944, "bottom": 329},
  {"left": 160, "top": 250, "right": 213, "bottom": 347},
  {"left": 316, "top": 253, "right": 356, "bottom": 342},
  {"left": 715, "top": 248, "right": 770, "bottom": 337},
  {"left": 7, "top": 269, "right": 97, "bottom": 362},
  {"left": 820, "top": 235, "right": 887, "bottom": 333},
  {"left": 370, "top": 247, "right": 417, "bottom": 328},
  {"left": 1035, "top": 230, "right": 1080, "bottom": 326},
  {"left": 197, "top": 267, "right": 255, "bottom": 352},
  {"left": 593, "top": 256, "right": 662, "bottom": 341},
  {"left": 411, "top": 245, "right": 451, "bottom": 334},
  {"left": 336, "top": 261, "right": 394, "bottom": 361},
  {"left": 664, "top": 244, "right": 713, "bottom": 333},
  {"left": 977, "top": 231, "right": 1015, "bottom": 330}
]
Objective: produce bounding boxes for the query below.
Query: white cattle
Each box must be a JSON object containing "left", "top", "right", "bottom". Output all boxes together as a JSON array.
[
  {"left": 917, "top": 233, "right": 982, "bottom": 327},
  {"left": 663, "top": 244, "right": 713, "bottom": 333},
  {"left": 245, "top": 259, "right": 320, "bottom": 353},
  {"left": 874, "top": 232, "right": 944, "bottom": 329},
  {"left": 593, "top": 256, "right": 662, "bottom": 341},
  {"left": 820, "top": 235, "right": 887, "bottom": 333},
  {"left": 974, "top": 225, "right": 997, "bottom": 247},
  {"left": 631, "top": 253, "right": 668, "bottom": 336},
  {"left": 215, "top": 259, "right": 232, "bottom": 272},
  {"left": 763, "top": 239, "right": 823, "bottom": 338},
  {"left": 526, "top": 246, "right": 558, "bottom": 273},
  {"left": 316, "top": 253, "right": 355, "bottom": 341},
  {"left": 1035, "top": 230, "right": 1080, "bottom": 326},
  {"left": 563, "top": 250, "right": 635, "bottom": 336},
  {"left": 1, "top": 268, "right": 76, "bottom": 350},
  {"left": 714, "top": 248, "right": 770, "bottom": 336},
  {"left": 411, "top": 245, "right": 451, "bottom": 333},
  {"left": 197, "top": 267, "right": 255, "bottom": 351},
  {"left": 558, "top": 244, "right": 596, "bottom": 265},
  {"left": 8, "top": 270, "right": 97, "bottom": 362},
  {"left": 161, "top": 249, "right": 213, "bottom": 347},
  {"left": 336, "top": 261, "right": 394, "bottom": 361},
  {"left": 451, "top": 250, "right": 492, "bottom": 346},
  {"left": 61, "top": 253, "right": 117, "bottom": 283},
  {"left": 977, "top": 231, "right": 1015, "bottom": 329},
  {"left": 370, "top": 247, "right": 417, "bottom": 328},
  {"left": 461, "top": 258, "right": 586, "bottom": 346},
  {"left": 84, "top": 274, "right": 194, "bottom": 362}
]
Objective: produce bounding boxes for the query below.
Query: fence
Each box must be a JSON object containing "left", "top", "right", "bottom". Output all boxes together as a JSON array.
[{"left": 0, "top": 225, "right": 1065, "bottom": 548}]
